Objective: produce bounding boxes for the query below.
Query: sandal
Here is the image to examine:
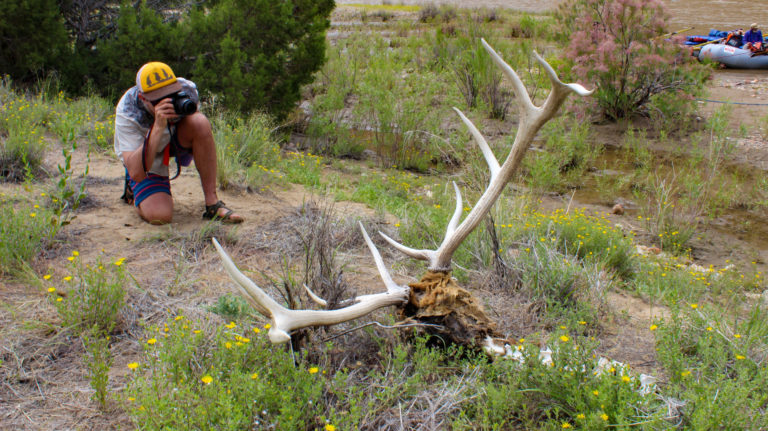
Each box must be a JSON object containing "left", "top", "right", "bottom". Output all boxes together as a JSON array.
[
  {"left": 202, "top": 200, "right": 243, "bottom": 224},
  {"left": 121, "top": 173, "right": 134, "bottom": 205}
]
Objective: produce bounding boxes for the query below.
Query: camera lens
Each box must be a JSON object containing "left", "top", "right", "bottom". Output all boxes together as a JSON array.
[
  {"left": 172, "top": 92, "right": 197, "bottom": 116},
  {"left": 175, "top": 98, "right": 197, "bottom": 115}
]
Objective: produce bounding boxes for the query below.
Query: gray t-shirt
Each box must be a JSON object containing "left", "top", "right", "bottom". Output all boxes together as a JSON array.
[{"left": 113, "top": 78, "right": 198, "bottom": 177}]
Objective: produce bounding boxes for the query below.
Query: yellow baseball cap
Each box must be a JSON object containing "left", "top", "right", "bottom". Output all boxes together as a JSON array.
[{"left": 135, "top": 62, "right": 182, "bottom": 101}]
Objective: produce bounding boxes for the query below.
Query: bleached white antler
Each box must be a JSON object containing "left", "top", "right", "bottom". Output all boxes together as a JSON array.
[
  {"left": 381, "top": 38, "right": 593, "bottom": 271},
  {"left": 212, "top": 221, "right": 408, "bottom": 344}
]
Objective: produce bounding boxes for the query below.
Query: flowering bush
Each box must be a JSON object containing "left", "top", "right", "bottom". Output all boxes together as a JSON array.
[{"left": 557, "top": 0, "right": 707, "bottom": 120}]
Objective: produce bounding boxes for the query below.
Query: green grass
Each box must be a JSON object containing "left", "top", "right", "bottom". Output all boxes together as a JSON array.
[
  {"left": 0, "top": 193, "right": 56, "bottom": 276},
  {"left": 45, "top": 253, "right": 128, "bottom": 335}
]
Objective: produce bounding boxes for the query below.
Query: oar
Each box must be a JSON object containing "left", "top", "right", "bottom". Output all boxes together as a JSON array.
[
  {"left": 693, "top": 37, "right": 725, "bottom": 48},
  {"left": 654, "top": 27, "right": 693, "bottom": 40}
]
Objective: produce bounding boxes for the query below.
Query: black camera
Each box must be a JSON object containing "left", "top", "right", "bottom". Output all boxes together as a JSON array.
[{"left": 170, "top": 91, "right": 197, "bottom": 116}]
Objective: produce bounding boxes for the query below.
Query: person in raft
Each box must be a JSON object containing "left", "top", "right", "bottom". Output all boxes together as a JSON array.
[
  {"left": 743, "top": 23, "right": 763, "bottom": 52},
  {"left": 114, "top": 62, "right": 244, "bottom": 225}
]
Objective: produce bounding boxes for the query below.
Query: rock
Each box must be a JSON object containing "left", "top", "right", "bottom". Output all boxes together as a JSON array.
[
  {"left": 611, "top": 203, "right": 625, "bottom": 215},
  {"left": 636, "top": 245, "right": 661, "bottom": 256}
]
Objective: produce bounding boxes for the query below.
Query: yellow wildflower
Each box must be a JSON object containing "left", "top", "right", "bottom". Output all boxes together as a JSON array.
[
  {"left": 324, "top": 425, "right": 336, "bottom": 431},
  {"left": 225, "top": 321, "right": 236, "bottom": 329},
  {"left": 43, "top": 274, "right": 51, "bottom": 280},
  {"left": 601, "top": 413, "right": 609, "bottom": 421},
  {"left": 562, "top": 423, "right": 572, "bottom": 429},
  {"left": 127, "top": 362, "right": 139, "bottom": 370},
  {"left": 201, "top": 375, "right": 213, "bottom": 384},
  {"left": 560, "top": 335, "right": 570, "bottom": 342},
  {"left": 47, "top": 287, "right": 56, "bottom": 293},
  {"left": 147, "top": 338, "right": 157, "bottom": 345},
  {"left": 650, "top": 324, "right": 658, "bottom": 331},
  {"left": 309, "top": 367, "right": 319, "bottom": 374}
]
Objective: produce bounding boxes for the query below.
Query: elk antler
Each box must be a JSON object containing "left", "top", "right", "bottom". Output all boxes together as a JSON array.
[
  {"left": 380, "top": 39, "right": 593, "bottom": 271},
  {"left": 212, "top": 222, "right": 408, "bottom": 344}
]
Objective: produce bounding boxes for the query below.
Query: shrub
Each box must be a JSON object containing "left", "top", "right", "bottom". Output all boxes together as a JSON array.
[
  {"left": 654, "top": 304, "right": 768, "bottom": 429},
  {"left": 0, "top": 93, "right": 49, "bottom": 182},
  {"left": 0, "top": 195, "right": 56, "bottom": 276},
  {"left": 187, "top": 0, "right": 334, "bottom": 117},
  {"left": 0, "top": 0, "right": 69, "bottom": 82},
  {"left": 126, "top": 317, "right": 327, "bottom": 430},
  {"left": 212, "top": 112, "right": 283, "bottom": 191},
  {"left": 507, "top": 207, "right": 636, "bottom": 278},
  {"left": 456, "top": 333, "right": 667, "bottom": 429},
  {"left": 47, "top": 254, "right": 128, "bottom": 335},
  {"left": 557, "top": 0, "right": 707, "bottom": 121},
  {"left": 524, "top": 117, "right": 602, "bottom": 194}
]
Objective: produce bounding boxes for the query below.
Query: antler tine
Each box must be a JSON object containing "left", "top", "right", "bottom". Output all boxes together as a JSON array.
[
  {"left": 532, "top": 51, "right": 594, "bottom": 97},
  {"left": 303, "top": 284, "right": 328, "bottom": 308},
  {"left": 480, "top": 38, "right": 534, "bottom": 116},
  {"left": 378, "top": 230, "right": 435, "bottom": 264},
  {"left": 452, "top": 108, "right": 500, "bottom": 179},
  {"left": 212, "top": 237, "right": 283, "bottom": 318},
  {"left": 445, "top": 182, "right": 463, "bottom": 237},
  {"left": 213, "top": 234, "right": 409, "bottom": 345},
  {"left": 359, "top": 222, "right": 401, "bottom": 293}
]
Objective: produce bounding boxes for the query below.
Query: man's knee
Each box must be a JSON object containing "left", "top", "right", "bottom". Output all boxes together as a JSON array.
[
  {"left": 137, "top": 193, "right": 173, "bottom": 224},
  {"left": 177, "top": 113, "right": 212, "bottom": 143}
]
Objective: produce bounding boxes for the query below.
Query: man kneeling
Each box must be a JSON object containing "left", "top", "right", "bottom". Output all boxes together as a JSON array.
[{"left": 114, "top": 62, "right": 243, "bottom": 225}]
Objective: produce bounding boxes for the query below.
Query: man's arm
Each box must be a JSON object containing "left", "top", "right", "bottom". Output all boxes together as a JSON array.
[{"left": 121, "top": 98, "right": 178, "bottom": 181}]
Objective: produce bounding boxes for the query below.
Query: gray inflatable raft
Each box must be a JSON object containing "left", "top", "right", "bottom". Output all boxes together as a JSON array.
[{"left": 699, "top": 44, "right": 768, "bottom": 69}]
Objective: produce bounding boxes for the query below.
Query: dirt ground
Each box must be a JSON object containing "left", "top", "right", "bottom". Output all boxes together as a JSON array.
[{"left": 3, "top": 6, "right": 768, "bottom": 430}]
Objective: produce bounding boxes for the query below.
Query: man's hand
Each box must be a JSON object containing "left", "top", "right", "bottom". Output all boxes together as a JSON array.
[{"left": 152, "top": 98, "right": 178, "bottom": 127}]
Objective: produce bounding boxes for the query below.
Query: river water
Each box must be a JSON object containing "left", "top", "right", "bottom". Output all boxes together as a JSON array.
[{"left": 336, "top": 0, "right": 766, "bottom": 33}]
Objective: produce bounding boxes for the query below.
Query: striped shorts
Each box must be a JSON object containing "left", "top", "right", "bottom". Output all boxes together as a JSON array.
[{"left": 127, "top": 170, "right": 171, "bottom": 207}]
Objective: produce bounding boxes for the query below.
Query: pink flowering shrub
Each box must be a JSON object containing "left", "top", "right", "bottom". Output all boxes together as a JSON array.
[{"left": 557, "top": 0, "right": 707, "bottom": 121}]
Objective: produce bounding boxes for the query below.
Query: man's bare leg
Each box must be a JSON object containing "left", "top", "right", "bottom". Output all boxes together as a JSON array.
[
  {"left": 137, "top": 192, "right": 173, "bottom": 225},
  {"left": 176, "top": 113, "right": 243, "bottom": 222}
]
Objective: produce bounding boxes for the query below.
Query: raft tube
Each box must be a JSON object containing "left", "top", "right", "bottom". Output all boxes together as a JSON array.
[{"left": 698, "top": 44, "right": 768, "bottom": 69}]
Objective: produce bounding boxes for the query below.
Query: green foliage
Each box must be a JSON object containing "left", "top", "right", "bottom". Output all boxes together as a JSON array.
[
  {"left": 127, "top": 317, "right": 326, "bottom": 430},
  {"left": 47, "top": 254, "right": 128, "bottom": 335},
  {"left": 92, "top": 1, "right": 185, "bottom": 99},
  {"left": 212, "top": 112, "right": 283, "bottom": 191},
  {"left": 50, "top": 124, "right": 89, "bottom": 227},
  {"left": 0, "top": 0, "right": 69, "bottom": 82},
  {"left": 455, "top": 333, "right": 666, "bottom": 429},
  {"left": 558, "top": 0, "right": 708, "bottom": 121},
  {"left": 506, "top": 207, "right": 636, "bottom": 279},
  {"left": 654, "top": 304, "right": 768, "bottom": 429},
  {"left": 0, "top": 195, "right": 56, "bottom": 276},
  {"left": 208, "top": 294, "right": 253, "bottom": 320},
  {"left": 82, "top": 325, "right": 113, "bottom": 409},
  {"left": 524, "top": 117, "right": 602, "bottom": 194},
  {"left": 187, "top": 0, "right": 334, "bottom": 116},
  {"left": 0, "top": 90, "right": 49, "bottom": 182}
]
